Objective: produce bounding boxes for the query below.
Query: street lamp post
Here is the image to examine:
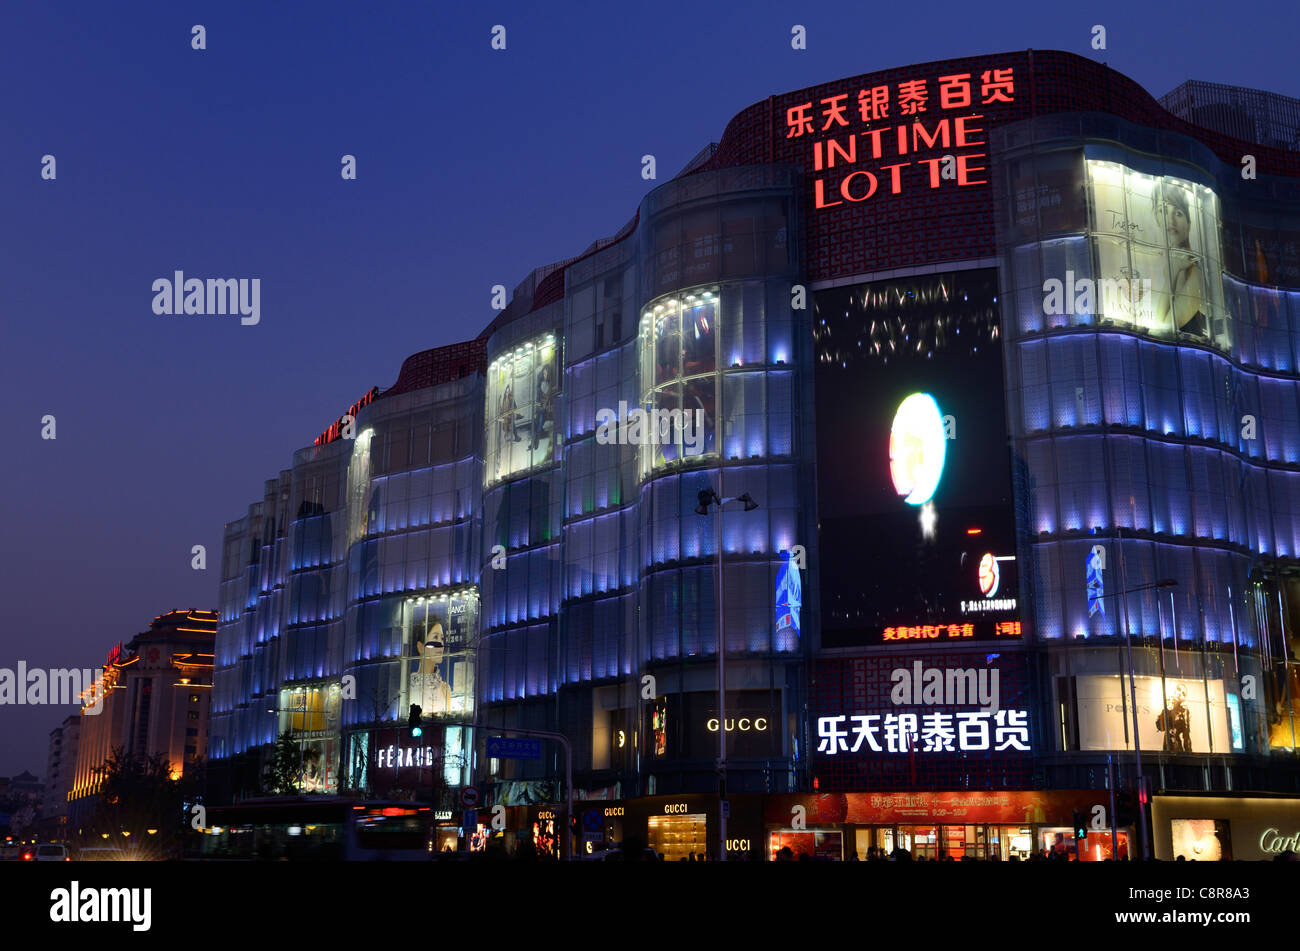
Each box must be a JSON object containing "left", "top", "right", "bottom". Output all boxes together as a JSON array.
[
  {"left": 1102, "top": 563, "right": 1177, "bottom": 862},
  {"left": 695, "top": 483, "right": 758, "bottom": 863}
]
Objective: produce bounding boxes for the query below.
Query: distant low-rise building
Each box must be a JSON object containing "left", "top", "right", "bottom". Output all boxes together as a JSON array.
[
  {"left": 44, "top": 714, "right": 81, "bottom": 829},
  {"left": 68, "top": 609, "right": 216, "bottom": 833}
]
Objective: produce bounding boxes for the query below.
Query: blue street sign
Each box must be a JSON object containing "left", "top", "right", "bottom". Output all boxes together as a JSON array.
[
  {"left": 583, "top": 809, "right": 602, "bottom": 833},
  {"left": 487, "top": 736, "right": 542, "bottom": 760}
]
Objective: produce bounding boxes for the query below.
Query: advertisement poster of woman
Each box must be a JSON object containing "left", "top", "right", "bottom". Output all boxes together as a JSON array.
[
  {"left": 1155, "top": 183, "right": 1210, "bottom": 338},
  {"left": 409, "top": 620, "right": 452, "bottom": 716}
]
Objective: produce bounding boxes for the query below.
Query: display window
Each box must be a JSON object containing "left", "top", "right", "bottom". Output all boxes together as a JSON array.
[
  {"left": 485, "top": 333, "right": 561, "bottom": 486},
  {"left": 647, "top": 813, "right": 708, "bottom": 861},
  {"left": 637, "top": 287, "right": 720, "bottom": 479},
  {"left": 1039, "top": 827, "right": 1076, "bottom": 859},
  {"left": 991, "top": 825, "right": 1035, "bottom": 860},
  {"left": 402, "top": 591, "right": 478, "bottom": 728},
  {"left": 769, "top": 830, "right": 843, "bottom": 861},
  {"left": 898, "top": 825, "right": 939, "bottom": 860},
  {"left": 1082, "top": 160, "right": 1227, "bottom": 350},
  {"left": 434, "top": 825, "right": 460, "bottom": 854}
]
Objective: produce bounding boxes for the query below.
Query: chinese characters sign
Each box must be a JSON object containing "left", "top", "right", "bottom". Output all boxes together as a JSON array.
[
  {"left": 811, "top": 654, "right": 1034, "bottom": 785},
  {"left": 879, "top": 620, "right": 1022, "bottom": 643},
  {"left": 786, "top": 68, "right": 1015, "bottom": 211},
  {"left": 817, "top": 709, "right": 1029, "bottom": 754}
]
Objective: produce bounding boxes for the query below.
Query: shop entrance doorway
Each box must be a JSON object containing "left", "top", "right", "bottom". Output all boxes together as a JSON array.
[{"left": 647, "top": 813, "right": 707, "bottom": 861}]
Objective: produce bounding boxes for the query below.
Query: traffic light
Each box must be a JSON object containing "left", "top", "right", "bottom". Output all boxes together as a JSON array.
[
  {"left": 1115, "top": 790, "right": 1137, "bottom": 827},
  {"left": 408, "top": 703, "right": 423, "bottom": 738},
  {"left": 1073, "top": 810, "right": 1088, "bottom": 841}
]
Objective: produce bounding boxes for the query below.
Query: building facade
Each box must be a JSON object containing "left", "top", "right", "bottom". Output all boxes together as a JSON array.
[
  {"left": 44, "top": 714, "right": 80, "bottom": 831},
  {"left": 1160, "top": 80, "right": 1300, "bottom": 153},
  {"left": 211, "top": 49, "right": 1300, "bottom": 859},
  {"left": 68, "top": 610, "right": 216, "bottom": 832}
]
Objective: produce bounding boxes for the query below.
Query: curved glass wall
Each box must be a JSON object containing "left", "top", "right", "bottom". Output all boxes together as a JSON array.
[{"left": 993, "top": 116, "right": 1300, "bottom": 773}]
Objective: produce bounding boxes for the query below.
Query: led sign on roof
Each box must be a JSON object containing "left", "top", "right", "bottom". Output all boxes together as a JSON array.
[{"left": 786, "top": 67, "right": 1016, "bottom": 210}]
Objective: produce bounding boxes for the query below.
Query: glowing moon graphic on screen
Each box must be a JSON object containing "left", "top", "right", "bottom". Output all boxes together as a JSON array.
[{"left": 888, "top": 393, "right": 946, "bottom": 506}]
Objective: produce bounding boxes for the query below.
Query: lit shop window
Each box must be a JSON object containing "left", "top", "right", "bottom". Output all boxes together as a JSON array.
[
  {"left": 402, "top": 589, "right": 479, "bottom": 720},
  {"left": 1076, "top": 161, "right": 1228, "bottom": 351},
  {"left": 485, "top": 334, "right": 560, "bottom": 487},
  {"left": 635, "top": 288, "right": 720, "bottom": 478}
]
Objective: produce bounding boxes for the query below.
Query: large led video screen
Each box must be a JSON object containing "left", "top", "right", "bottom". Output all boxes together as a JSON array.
[{"left": 814, "top": 269, "right": 1020, "bottom": 648}]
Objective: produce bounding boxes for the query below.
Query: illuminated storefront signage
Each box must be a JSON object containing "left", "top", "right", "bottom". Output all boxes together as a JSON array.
[
  {"left": 817, "top": 661, "right": 1030, "bottom": 754},
  {"left": 817, "top": 709, "right": 1029, "bottom": 754},
  {"left": 314, "top": 386, "right": 378, "bottom": 445},
  {"left": 870, "top": 620, "right": 1021, "bottom": 643},
  {"left": 1259, "top": 828, "right": 1300, "bottom": 854},
  {"left": 375, "top": 745, "right": 438, "bottom": 769},
  {"left": 603, "top": 807, "right": 624, "bottom": 817},
  {"left": 706, "top": 717, "right": 769, "bottom": 732},
  {"left": 726, "top": 838, "right": 751, "bottom": 852},
  {"left": 787, "top": 67, "right": 1016, "bottom": 210},
  {"left": 663, "top": 803, "right": 691, "bottom": 814}
]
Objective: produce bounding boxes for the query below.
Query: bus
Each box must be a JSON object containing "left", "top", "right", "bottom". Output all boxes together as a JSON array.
[{"left": 198, "top": 798, "right": 434, "bottom": 861}]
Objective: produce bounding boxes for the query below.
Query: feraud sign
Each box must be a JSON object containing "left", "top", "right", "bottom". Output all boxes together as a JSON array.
[{"left": 786, "top": 65, "right": 1018, "bottom": 210}]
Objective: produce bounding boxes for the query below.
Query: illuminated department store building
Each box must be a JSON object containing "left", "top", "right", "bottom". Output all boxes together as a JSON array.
[{"left": 211, "top": 49, "right": 1300, "bottom": 861}]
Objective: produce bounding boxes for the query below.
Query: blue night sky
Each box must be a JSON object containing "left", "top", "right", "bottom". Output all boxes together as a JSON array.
[{"left": 2, "top": 0, "right": 1297, "bottom": 774}]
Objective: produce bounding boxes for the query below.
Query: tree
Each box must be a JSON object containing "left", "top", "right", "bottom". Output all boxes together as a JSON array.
[
  {"left": 90, "top": 747, "right": 184, "bottom": 856},
  {"left": 263, "top": 730, "right": 301, "bottom": 795}
]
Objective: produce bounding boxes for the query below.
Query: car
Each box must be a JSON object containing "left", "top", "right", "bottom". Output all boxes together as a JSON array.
[
  {"left": 0, "top": 844, "right": 20, "bottom": 861},
  {"left": 32, "top": 844, "right": 70, "bottom": 862}
]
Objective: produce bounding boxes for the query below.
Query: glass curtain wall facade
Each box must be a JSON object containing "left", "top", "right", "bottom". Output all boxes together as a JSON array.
[
  {"left": 992, "top": 112, "right": 1300, "bottom": 790},
  {"left": 214, "top": 166, "right": 816, "bottom": 802},
  {"left": 477, "top": 165, "right": 815, "bottom": 799},
  {"left": 211, "top": 376, "right": 482, "bottom": 802}
]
